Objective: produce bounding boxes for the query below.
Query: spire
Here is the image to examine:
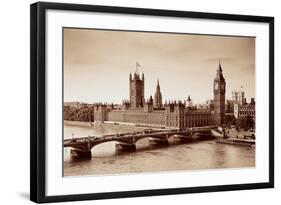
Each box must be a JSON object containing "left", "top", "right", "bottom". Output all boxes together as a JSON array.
[
  {"left": 218, "top": 60, "right": 222, "bottom": 72},
  {"left": 215, "top": 59, "right": 225, "bottom": 81},
  {"left": 154, "top": 78, "right": 162, "bottom": 108},
  {"left": 156, "top": 78, "right": 160, "bottom": 89}
]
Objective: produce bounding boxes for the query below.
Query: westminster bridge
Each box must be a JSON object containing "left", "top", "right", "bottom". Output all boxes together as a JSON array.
[{"left": 64, "top": 126, "right": 221, "bottom": 157}]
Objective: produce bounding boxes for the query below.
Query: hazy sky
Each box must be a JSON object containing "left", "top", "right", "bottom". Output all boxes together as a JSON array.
[{"left": 64, "top": 28, "right": 255, "bottom": 104}]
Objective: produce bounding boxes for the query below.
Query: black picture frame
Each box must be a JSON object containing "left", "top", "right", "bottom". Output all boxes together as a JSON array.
[{"left": 30, "top": 1, "right": 274, "bottom": 203}]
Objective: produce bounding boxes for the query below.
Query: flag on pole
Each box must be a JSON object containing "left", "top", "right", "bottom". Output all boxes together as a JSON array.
[{"left": 136, "top": 62, "right": 141, "bottom": 73}]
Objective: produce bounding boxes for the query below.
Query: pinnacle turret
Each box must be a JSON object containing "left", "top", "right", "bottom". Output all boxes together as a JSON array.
[{"left": 154, "top": 78, "right": 163, "bottom": 108}]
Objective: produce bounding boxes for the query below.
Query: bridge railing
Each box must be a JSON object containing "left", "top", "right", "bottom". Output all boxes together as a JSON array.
[{"left": 64, "top": 126, "right": 217, "bottom": 146}]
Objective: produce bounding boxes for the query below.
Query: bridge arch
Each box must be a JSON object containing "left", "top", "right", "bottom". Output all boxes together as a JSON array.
[{"left": 64, "top": 127, "right": 216, "bottom": 157}]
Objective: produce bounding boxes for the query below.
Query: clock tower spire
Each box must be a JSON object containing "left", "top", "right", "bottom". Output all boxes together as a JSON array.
[{"left": 213, "top": 60, "right": 226, "bottom": 126}]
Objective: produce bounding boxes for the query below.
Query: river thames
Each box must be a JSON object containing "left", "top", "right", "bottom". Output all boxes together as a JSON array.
[{"left": 63, "top": 121, "right": 255, "bottom": 177}]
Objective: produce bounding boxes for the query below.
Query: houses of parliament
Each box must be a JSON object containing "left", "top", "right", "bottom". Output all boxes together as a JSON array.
[{"left": 90, "top": 62, "right": 226, "bottom": 129}]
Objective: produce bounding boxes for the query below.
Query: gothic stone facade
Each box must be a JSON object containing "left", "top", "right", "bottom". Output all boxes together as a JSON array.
[
  {"left": 93, "top": 103, "right": 213, "bottom": 129},
  {"left": 93, "top": 63, "right": 225, "bottom": 129},
  {"left": 213, "top": 62, "right": 226, "bottom": 126}
]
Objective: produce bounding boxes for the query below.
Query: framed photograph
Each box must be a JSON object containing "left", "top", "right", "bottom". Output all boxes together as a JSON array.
[{"left": 30, "top": 2, "right": 274, "bottom": 203}]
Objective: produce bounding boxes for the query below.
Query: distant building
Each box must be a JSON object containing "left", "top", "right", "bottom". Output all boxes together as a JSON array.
[
  {"left": 226, "top": 100, "right": 234, "bottom": 113},
  {"left": 234, "top": 101, "right": 255, "bottom": 128},
  {"left": 64, "top": 101, "right": 86, "bottom": 108},
  {"left": 232, "top": 88, "right": 246, "bottom": 105}
]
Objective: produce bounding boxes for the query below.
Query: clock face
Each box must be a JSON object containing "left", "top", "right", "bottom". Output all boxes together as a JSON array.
[
  {"left": 215, "top": 83, "right": 219, "bottom": 90},
  {"left": 221, "top": 84, "right": 225, "bottom": 90}
]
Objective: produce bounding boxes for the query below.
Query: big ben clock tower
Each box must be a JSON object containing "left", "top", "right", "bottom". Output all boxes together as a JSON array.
[{"left": 213, "top": 61, "right": 226, "bottom": 126}]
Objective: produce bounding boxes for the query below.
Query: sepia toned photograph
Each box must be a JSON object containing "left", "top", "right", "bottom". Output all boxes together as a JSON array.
[{"left": 63, "top": 28, "right": 256, "bottom": 177}]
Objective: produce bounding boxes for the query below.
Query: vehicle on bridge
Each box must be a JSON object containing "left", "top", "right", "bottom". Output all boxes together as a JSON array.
[
  {"left": 93, "top": 136, "right": 100, "bottom": 140},
  {"left": 70, "top": 138, "right": 76, "bottom": 143},
  {"left": 143, "top": 129, "right": 153, "bottom": 134}
]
